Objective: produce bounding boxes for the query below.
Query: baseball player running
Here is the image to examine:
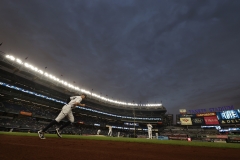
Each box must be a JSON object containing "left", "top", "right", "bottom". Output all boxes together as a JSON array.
[{"left": 38, "top": 94, "right": 86, "bottom": 139}]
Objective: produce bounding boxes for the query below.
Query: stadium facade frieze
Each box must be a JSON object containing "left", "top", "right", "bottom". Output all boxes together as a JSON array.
[{"left": 188, "top": 105, "right": 234, "bottom": 114}]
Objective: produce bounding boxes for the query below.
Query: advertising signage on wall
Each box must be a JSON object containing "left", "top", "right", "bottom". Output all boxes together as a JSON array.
[
  {"left": 219, "top": 119, "right": 240, "bottom": 124},
  {"left": 180, "top": 114, "right": 196, "bottom": 117},
  {"left": 124, "top": 122, "right": 139, "bottom": 126},
  {"left": 20, "top": 111, "right": 32, "bottom": 116},
  {"left": 201, "top": 126, "right": 221, "bottom": 130},
  {"left": 216, "top": 110, "right": 240, "bottom": 124},
  {"left": 179, "top": 110, "right": 240, "bottom": 125},
  {"left": 196, "top": 112, "right": 216, "bottom": 117},
  {"left": 180, "top": 117, "right": 192, "bottom": 125},
  {"left": 191, "top": 117, "right": 205, "bottom": 125},
  {"left": 204, "top": 116, "right": 219, "bottom": 125}
]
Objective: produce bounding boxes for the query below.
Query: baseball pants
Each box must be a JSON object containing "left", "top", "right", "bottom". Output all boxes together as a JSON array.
[{"left": 55, "top": 104, "right": 74, "bottom": 123}]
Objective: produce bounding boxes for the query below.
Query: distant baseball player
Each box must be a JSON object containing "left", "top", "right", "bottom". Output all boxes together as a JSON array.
[
  {"left": 147, "top": 123, "right": 153, "bottom": 139},
  {"left": 97, "top": 129, "right": 101, "bottom": 135},
  {"left": 37, "top": 94, "right": 87, "bottom": 139},
  {"left": 108, "top": 126, "right": 112, "bottom": 136}
]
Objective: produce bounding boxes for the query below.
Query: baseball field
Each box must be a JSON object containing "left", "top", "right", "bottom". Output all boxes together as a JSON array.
[{"left": 0, "top": 132, "right": 239, "bottom": 160}]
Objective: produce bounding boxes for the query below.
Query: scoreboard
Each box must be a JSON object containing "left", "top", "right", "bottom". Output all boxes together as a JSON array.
[
  {"left": 179, "top": 109, "right": 240, "bottom": 125},
  {"left": 217, "top": 110, "right": 240, "bottom": 120}
]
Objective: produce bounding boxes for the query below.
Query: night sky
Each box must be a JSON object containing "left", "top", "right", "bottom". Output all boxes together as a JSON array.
[{"left": 1, "top": 0, "right": 240, "bottom": 114}]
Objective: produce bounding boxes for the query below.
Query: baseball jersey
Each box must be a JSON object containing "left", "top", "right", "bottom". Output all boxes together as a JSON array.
[
  {"left": 68, "top": 96, "right": 82, "bottom": 108},
  {"left": 147, "top": 124, "right": 153, "bottom": 131}
]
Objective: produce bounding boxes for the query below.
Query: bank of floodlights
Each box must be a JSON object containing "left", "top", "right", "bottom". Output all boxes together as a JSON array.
[{"left": 5, "top": 54, "right": 162, "bottom": 107}]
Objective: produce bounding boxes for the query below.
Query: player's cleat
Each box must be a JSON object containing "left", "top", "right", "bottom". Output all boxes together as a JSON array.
[
  {"left": 56, "top": 128, "right": 62, "bottom": 138},
  {"left": 38, "top": 130, "right": 46, "bottom": 139}
]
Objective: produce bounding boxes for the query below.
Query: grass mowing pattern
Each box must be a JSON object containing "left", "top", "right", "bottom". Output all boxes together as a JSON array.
[{"left": 1, "top": 131, "right": 239, "bottom": 149}]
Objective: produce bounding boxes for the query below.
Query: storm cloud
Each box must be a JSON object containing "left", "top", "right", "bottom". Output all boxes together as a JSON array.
[{"left": 1, "top": 0, "right": 240, "bottom": 114}]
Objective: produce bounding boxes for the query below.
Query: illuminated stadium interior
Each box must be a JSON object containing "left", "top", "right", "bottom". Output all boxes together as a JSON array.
[
  {"left": 0, "top": 52, "right": 167, "bottom": 122},
  {"left": 2, "top": 53, "right": 163, "bottom": 108}
]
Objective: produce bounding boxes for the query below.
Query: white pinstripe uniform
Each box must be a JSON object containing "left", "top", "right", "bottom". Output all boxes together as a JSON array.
[
  {"left": 97, "top": 129, "right": 101, "bottom": 135},
  {"left": 108, "top": 126, "right": 112, "bottom": 136},
  {"left": 55, "top": 96, "right": 82, "bottom": 123},
  {"left": 147, "top": 124, "right": 153, "bottom": 139}
]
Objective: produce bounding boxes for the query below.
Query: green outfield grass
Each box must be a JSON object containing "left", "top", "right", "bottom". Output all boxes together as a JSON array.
[{"left": 1, "top": 131, "right": 240, "bottom": 149}]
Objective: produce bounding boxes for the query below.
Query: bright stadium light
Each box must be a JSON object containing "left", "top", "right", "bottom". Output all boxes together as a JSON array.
[
  {"left": 44, "top": 72, "right": 49, "bottom": 77},
  {"left": 48, "top": 74, "right": 52, "bottom": 79},
  {"left": 16, "top": 58, "right": 23, "bottom": 64},
  {"left": 24, "top": 63, "right": 29, "bottom": 68},
  {"left": 6, "top": 55, "right": 15, "bottom": 61},
  {"left": 4, "top": 54, "right": 163, "bottom": 107},
  {"left": 38, "top": 70, "right": 44, "bottom": 74}
]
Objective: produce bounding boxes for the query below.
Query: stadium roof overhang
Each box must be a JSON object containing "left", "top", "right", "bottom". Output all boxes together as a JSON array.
[{"left": 0, "top": 53, "right": 167, "bottom": 112}]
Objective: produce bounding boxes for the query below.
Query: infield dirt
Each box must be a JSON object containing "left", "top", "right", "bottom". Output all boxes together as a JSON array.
[{"left": 0, "top": 135, "right": 238, "bottom": 160}]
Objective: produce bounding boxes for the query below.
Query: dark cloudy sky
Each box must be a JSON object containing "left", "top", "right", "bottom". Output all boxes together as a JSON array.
[{"left": 1, "top": 0, "right": 240, "bottom": 114}]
